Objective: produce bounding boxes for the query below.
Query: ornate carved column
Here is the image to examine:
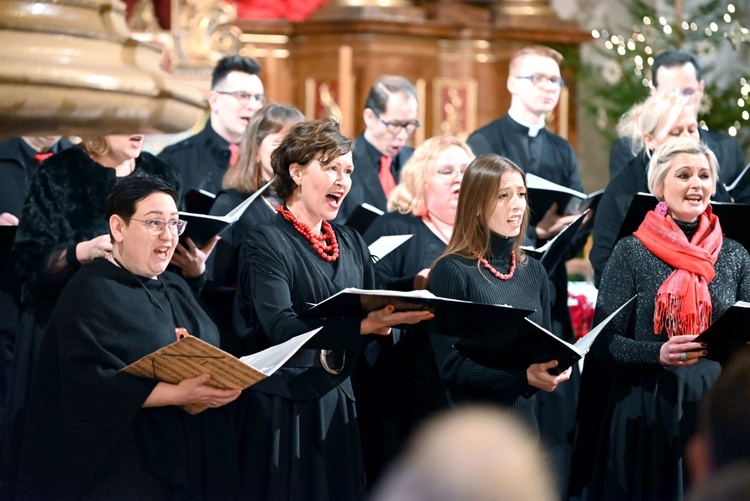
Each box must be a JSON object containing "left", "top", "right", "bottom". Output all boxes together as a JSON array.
[{"left": 0, "top": 0, "right": 206, "bottom": 138}]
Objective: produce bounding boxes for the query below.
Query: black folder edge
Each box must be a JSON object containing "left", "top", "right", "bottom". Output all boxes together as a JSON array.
[
  {"left": 183, "top": 189, "right": 216, "bottom": 215},
  {"left": 299, "top": 288, "right": 535, "bottom": 348},
  {"left": 456, "top": 295, "right": 636, "bottom": 375},
  {"left": 0, "top": 225, "right": 17, "bottom": 255},
  {"left": 525, "top": 173, "right": 602, "bottom": 226},
  {"left": 617, "top": 193, "right": 750, "bottom": 250},
  {"left": 178, "top": 179, "right": 273, "bottom": 247},
  {"left": 345, "top": 203, "right": 384, "bottom": 235},
  {"left": 694, "top": 301, "right": 750, "bottom": 363},
  {"left": 522, "top": 210, "right": 589, "bottom": 274}
]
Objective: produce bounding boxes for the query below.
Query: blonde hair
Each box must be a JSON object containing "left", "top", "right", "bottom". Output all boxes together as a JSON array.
[
  {"left": 509, "top": 45, "right": 563, "bottom": 74},
  {"left": 387, "top": 136, "right": 474, "bottom": 216},
  {"left": 79, "top": 136, "right": 110, "bottom": 157},
  {"left": 647, "top": 138, "right": 719, "bottom": 198},
  {"left": 617, "top": 90, "right": 695, "bottom": 155},
  {"left": 223, "top": 104, "right": 305, "bottom": 194}
]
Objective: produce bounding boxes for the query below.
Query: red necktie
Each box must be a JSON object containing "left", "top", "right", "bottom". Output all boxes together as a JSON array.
[
  {"left": 34, "top": 152, "right": 54, "bottom": 164},
  {"left": 378, "top": 155, "right": 396, "bottom": 197},
  {"left": 228, "top": 144, "right": 240, "bottom": 167}
]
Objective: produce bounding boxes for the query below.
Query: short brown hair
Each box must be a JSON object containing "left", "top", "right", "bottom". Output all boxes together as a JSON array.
[
  {"left": 439, "top": 154, "right": 529, "bottom": 267},
  {"left": 271, "top": 117, "right": 354, "bottom": 200},
  {"left": 509, "top": 46, "right": 563, "bottom": 74}
]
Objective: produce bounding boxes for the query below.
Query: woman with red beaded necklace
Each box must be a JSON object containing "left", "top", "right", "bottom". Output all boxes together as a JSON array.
[
  {"left": 427, "top": 153, "right": 571, "bottom": 434},
  {"left": 232, "top": 117, "right": 433, "bottom": 501}
]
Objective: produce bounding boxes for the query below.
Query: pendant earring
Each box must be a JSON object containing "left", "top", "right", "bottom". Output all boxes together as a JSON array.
[{"left": 656, "top": 200, "right": 669, "bottom": 216}]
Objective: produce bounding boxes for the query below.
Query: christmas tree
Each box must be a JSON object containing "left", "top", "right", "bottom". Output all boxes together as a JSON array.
[{"left": 581, "top": 0, "right": 750, "bottom": 154}]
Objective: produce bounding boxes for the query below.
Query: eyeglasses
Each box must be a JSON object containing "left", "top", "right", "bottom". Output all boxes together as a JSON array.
[
  {"left": 378, "top": 116, "right": 422, "bottom": 135},
  {"left": 512, "top": 74, "right": 566, "bottom": 89},
  {"left": 127, "top": 218, "right": 188, "bottom": 237},
  {"left": 215, "top": 90, "right": 267, "bottom": 106},
  {"left": 434, "top": 167, "right": 467, "bottom": 181}
]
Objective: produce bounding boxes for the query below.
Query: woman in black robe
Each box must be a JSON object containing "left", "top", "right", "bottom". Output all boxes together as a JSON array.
[
  {"left": 232, "top": 118, "right": 433, "bottom": 500},
  {"left": 16, "top": 176, "right": 241, "bottom": 500},
  {"left": 356, "top": 135, "right": 473, "bottom": 484},
  {"left": 2, "top": 134, "right": 217, "bottom": 495}
]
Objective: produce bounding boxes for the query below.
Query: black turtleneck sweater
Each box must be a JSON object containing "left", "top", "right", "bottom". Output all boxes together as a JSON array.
[{"left": 427, "top": 233, "right": 551, "bottom": 431}]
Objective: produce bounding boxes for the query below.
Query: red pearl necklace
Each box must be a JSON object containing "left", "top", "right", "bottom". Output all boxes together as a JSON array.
[
  {"left": 276, "top": 206, "right": 340, "bottom": 262},
  {"left": 478, "top": 251, "right": 516, "bottom": 280}
]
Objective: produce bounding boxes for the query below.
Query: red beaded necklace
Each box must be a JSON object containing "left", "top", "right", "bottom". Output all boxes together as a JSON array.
[
  {"left": 478, "top": 251, "right": 516, "bottom": 280},
  {"left": 276, "top": 205, "right": 339, "bottom": 262}
]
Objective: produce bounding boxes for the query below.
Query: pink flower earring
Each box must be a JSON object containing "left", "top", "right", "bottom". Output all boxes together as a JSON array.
[{"left": 656, "top": 200, "right": 668, "bottom": 215}]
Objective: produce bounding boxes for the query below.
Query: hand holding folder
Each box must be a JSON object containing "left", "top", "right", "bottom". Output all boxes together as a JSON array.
[
  {"left": 456, "top": 296, "right": 636, "bottom": 375},
  {"left": 121, "top": 327, "right": 321, "bottom": 414}
]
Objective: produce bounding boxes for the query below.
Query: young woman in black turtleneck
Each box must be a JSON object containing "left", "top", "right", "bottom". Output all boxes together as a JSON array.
[{"left": 427, "top": 153, "right": 571, "bottom": 433}]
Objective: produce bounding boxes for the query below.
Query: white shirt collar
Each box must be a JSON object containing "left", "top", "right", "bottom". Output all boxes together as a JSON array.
[{"left": 508, "top": 110, "right": 545, "bottom": 137}]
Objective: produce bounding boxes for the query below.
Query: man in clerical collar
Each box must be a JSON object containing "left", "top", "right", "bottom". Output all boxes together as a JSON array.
[
  {"left": 468, "top": 45, "right": 584, "bottom": 245},
  {"left": 158, "top": 55, "right": 264, "bottom": 201},
  {"left": 467, "top": 46, "right": 586, "bottom": 499},
  {"left": 336, "top": 75, "right": 420, "bottom": 224}
]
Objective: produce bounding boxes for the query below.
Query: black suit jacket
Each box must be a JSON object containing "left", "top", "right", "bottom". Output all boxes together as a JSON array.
[
  {"left": 335, "top": 133, "right": 413, "bottom": 225},
  {"left": 157, "top": 122, "right": 233, "bottom": 199}
]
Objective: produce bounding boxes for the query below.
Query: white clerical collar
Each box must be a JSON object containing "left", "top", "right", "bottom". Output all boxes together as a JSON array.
[{"left": 508, "top": 110, "right": 545, "bottom": 137}]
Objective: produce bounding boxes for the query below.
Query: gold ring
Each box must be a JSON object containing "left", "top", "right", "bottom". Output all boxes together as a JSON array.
[{"left": 211, "top": 401, "right": 218, "bottom": 407}]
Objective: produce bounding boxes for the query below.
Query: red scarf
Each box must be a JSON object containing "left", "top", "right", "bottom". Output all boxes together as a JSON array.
[{"left": 633, "top": 206, "right": 722, "bottom": 337}]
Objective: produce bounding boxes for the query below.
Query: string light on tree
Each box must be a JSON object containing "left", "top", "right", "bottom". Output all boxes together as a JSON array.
[{"left": 581, "top": 0, "right": 750, "bottom": 152}]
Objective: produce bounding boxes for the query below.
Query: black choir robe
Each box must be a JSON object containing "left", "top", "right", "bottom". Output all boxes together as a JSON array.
[
  {"left": 16, "top": 259, "right": 239, "bottom": 500},
  {"left": 158, "top": 123, "right": 233, "bottom": 198},
  {"left": 202, "top": 188, "right": 280, "bottom": 350},
  {"left": 233, "top": 213, "right": 378, "bottom": 501},
  {"left": 353, "top": 212, "right": 449, "bottom": 485}
]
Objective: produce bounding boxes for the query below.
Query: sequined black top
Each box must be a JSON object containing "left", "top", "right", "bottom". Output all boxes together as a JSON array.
[{"left": 594, "top": 219, "right": 750, "bottom": 365}]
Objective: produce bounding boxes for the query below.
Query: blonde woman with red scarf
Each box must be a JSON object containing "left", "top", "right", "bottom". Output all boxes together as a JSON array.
[{"left": 570, "top": 138, "right": 750, "bottom": 501}]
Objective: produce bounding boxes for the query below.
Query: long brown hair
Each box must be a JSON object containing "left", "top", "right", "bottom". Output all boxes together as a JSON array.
[
  {"left": 439, "top": 154, "right": 529, "bottom": 267},
  {"left": 223, "top": 103, "right": 305, "bottom": 193}
]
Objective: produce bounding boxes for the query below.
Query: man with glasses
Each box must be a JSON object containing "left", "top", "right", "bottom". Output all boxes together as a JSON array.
[
  {"left": 158, "top": 55, "right": 264, "bottom": 201},
  {"left": 608, "top": 50, "right": 746, "bottom": 197},
  {"left": 467, "top": 45, "right": 585, "bottom": 499},
  {"left": 336, "top": 75, "right": 420, "bottom": 224}
]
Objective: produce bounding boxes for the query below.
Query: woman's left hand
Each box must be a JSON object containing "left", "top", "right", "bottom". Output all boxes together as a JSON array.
[
  {"left": 527, "top": 361, "right": 571, "bottom": 392},
  {"left": 170, "top": 236, "right": 220, "bottom": 278},
  {"left": 659, "top": 334, "right": 707, "bottom": 367},
  {"left": 360, "top": 305, "right": 435, "bottom": 335}
]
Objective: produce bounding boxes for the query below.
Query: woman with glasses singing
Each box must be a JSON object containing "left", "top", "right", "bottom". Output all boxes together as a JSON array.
[
  {"left": 354, "top": 135, "right": 474, "bottom": 483},
  {"left": 233, "top": 117, "right": 433, "bottom": 500},
  {"left": 16, "top": 176, "right": 241, "bottom": 499},
  {"left": 4, "top": 135, "right": 214, "bottom": 497}
]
